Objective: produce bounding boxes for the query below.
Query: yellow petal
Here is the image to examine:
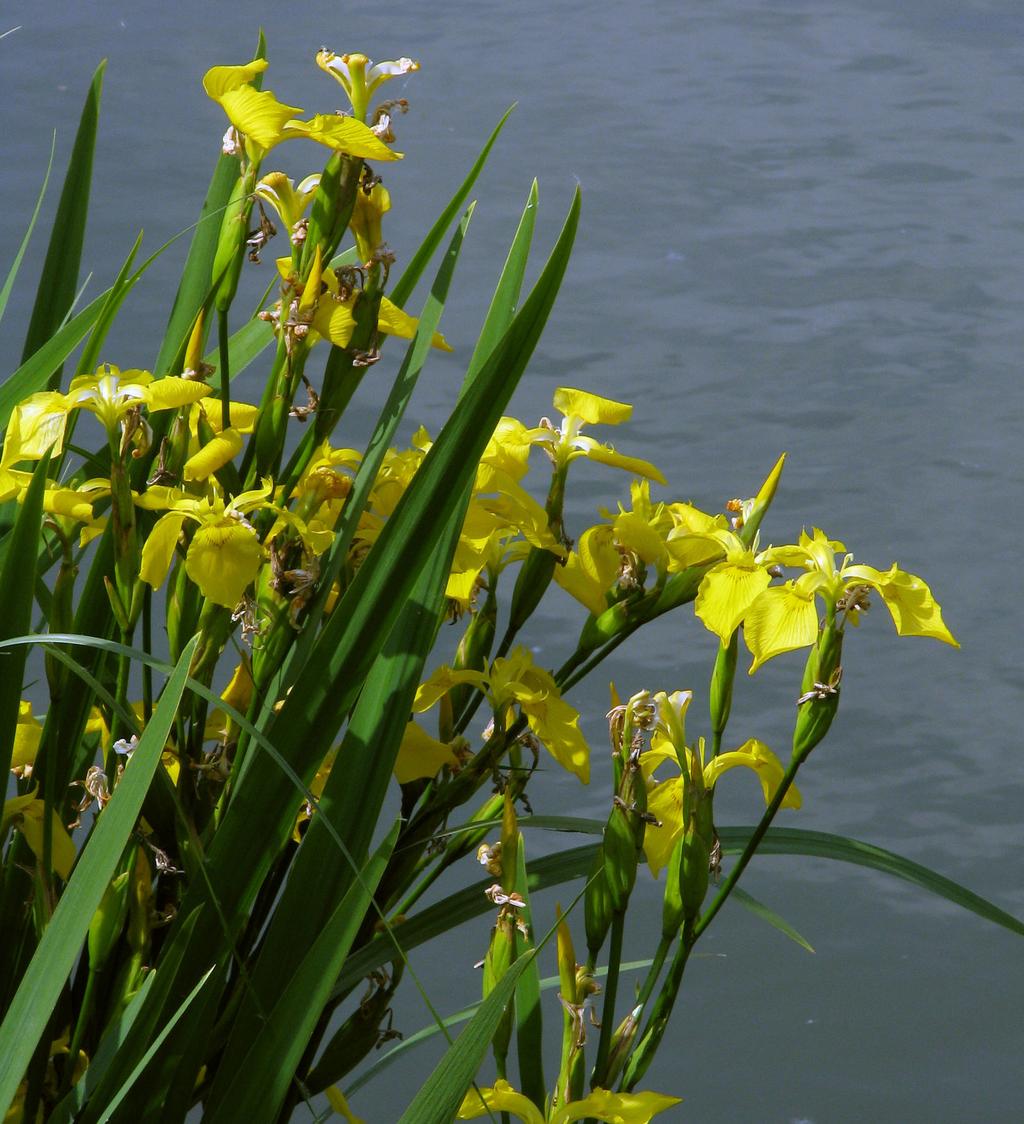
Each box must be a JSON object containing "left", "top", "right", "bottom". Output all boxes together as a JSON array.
[
  {"left": 283, "top": 114, "right": 402, "bottom": 161},
  {"left": 457, "top": 1080, "right": 544, "bottom": 1124},
  {"left": 844, "top": 564, "right": 958, "bottom": 647},
  {"left": 704, "top": 738, "right": 801, "bottom": 810},
  {"left": 554, "top": 387, "right": 631, "bottom": 426},
  {"left": 695, "top": 560, "right": 771, "bottom": 642},
  {"left": 183, "top": 428, "right": 244, "bottom": 481},
  {"left": 185, "top": 519, "right": 263, "bottom": 608},
  {"left": 643, "top": 778, "right": 684, "bottom": 878},
  {"left": 139, "top": 512, "right": 189, "bottom": 590},
  {"left": 552, "top": 1087, "right": 683, "bottom": 1124},
  {"left": 743, "top": 581, "right": 819, "bottom": 674},
  {"left": 12, "top": 702, "right": 43, "bottom": 771},
  {"left": 143, "top": 376, "right": 212, "bottom": 413},
  {"left": 215, "top": 85, "right": 302, "bottom": 152},
  {"left": 377, "top": 297, "right": 452, "bottom": 350},
  {"left": 325, "top": 1084, "right": 366, "bottom": 1123},
  {"left": 394, "top": 722, "right": 459, "bottom": 784},
  {"left": 202, "top": 59, "right": 269, "bottom": 99},
  {"left": 582, "top": 442, "right": 666, "bottom": 485},
  {"left": 3, "top": 794, "right": 76, "bottom": 879},
  {"left": 2, "top": 392, "right": 69, "bottom": 464},
  {"left": 614, "top": 510, "right": 667, "bottom": 565},
  {"left": 413, "top": 666, "right": 486, "bottom": 712}
]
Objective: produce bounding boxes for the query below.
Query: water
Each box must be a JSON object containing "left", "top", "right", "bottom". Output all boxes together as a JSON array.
[{"left": 2, "top": 1, "right": 1022, "bottom": 1119}]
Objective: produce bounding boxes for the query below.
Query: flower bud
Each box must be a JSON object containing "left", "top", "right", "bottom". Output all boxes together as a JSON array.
[
  {"left": 709, "top": 632, "right": 739, "bottom": 742},
  {"left": 88, "top": 864, "right": 132, "bottom": 972}
]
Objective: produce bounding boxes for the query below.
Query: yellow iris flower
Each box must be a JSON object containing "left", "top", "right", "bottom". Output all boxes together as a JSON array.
[
  {"left": 315, "top": 49, "right": 420, "bottom": 123},
  {"left": 2, "top": 366, "right": 210, "bottom": 462},
  {"left": 415, "top": 648, "right": 590, "bottom": 783},
  {"left": 744, "top": 527, "right": 958, "bottom": 673},
  {"left": 136, "top": 480, "right": 273, "bottom": 608},
  {"left": 456, "top": 1078, "right": 680, "bottom": 1123},
  {"left": 641, "top": 690, "right": 800, "bottom": 875},
  {"left": 529, "top": 388, "right": 666, "bottom": 483}
]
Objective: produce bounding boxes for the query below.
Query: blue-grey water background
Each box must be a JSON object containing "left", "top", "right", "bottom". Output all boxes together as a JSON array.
[{"left": 2, "top": 1, "right": 1023, "bottom": 1120}]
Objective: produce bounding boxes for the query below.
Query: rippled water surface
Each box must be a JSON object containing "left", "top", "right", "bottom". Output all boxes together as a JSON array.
[{"left": 3, "top": 1, "right": 1023, "bottom": 1119}]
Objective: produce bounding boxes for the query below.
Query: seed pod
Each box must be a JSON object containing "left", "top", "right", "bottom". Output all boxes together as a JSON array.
[
  {"left": 661, "top": 833, "right": 686, "bottom": 939},
  {"left": 681, "top": 824, "right": 711, "bottom": 922},
  {"left": 793, "top": 622, "right": 844, "bottom": 762},
  {"left": 450, "top": 583, "right": 497, "bottom": 721}
]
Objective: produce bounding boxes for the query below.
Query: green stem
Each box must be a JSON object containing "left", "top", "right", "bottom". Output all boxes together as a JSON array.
[
  {"left": 61, "top": 967, "right": 99, "bottom": 1096},
  {"left": 218, "top": 307, "right": 231, "bottom": 431},
  {"left": 632, "top": 934, "right": 671, "bottom": 1010},
  {"left": 591, "top": 910, "right": 625, "bottom": 1089},
  {"left": 620, "top": 753, "right": 805, "bottom": 1091}
]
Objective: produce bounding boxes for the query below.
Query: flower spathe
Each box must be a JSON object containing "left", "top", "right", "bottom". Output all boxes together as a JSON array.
[{"left": 456, "top": 1078, "right": 681, "bottom": 1123}]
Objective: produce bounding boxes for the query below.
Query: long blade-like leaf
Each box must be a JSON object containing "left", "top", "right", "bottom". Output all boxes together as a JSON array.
[
  {"left": 396, "top": 952, "right": 534, "bottom": 1124},
  {"left": 92, "top": 967, "right": 216, "bottom": 1124},
  {"left": 0, "top": 453, "right": 48, "bottom": 782},
  {"left": 0, "top": 636, "right": 199, "bottom": 1117},
  {"left": 204, "top": 826, "right": 399, "bottom": 1122},
  {"left": 731, "top": 886, "right": 814, "bottom": 953},
  {"left": 20, "top": 61, "right": 105, "bottom": 382},
  {"left": 153, "top": 153, "right": 239, "bottom": 376},
  {"left": 719, "top": 826, "right": 1024, "bottom": 937},
  {"left": 73, "top": 232, "right": 143, "bottom": 375},
  {"left": 0, "top": 133, "right": 54, "bottom": 324},
  {"left": 0, "top": 292, "right": 109, "bottom": 431},
  {"left": 390, "top": 106, "right": 514, "bottom": 309}
]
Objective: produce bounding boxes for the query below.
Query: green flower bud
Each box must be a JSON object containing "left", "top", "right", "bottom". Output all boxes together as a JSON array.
[
  {"left": 88, "top": 864, "right": 132, "bottom": 972},
  {"left": 212, "top": 174, "right": 253, "bottom": 313},
  {"left": 709, "top": 632, "right": 739, "bottom": 743},
  {"left": 301, "top": 152, "right": 363, "bottom": 274}
]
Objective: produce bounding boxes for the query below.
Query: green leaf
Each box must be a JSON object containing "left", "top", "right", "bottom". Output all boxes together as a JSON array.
[
  {"left": 0, "top": 133, "right": 55, "bottom": 325},
  {"left": 20, "top": 61, "right": 105, "bottom": 385},
  {"left": 389, "top": 105, "right": 514, "bottom": 310},
  {"left": 64, "top": 190, "right": 580, "bottom": 1113},
  {"left": 719, "top": 826, "right": 1024, "bottom": 938},
  {"left": 91, "top": 967, "right": 216, "bottom": 1124},
  {"left": 0, "top": 453, "right": 48, "bottom": 783},
  {"left": 203, "top": 825, "right": 399, "bottom": 1123},
  {"left": 396, "top": 951, "right": 535, "bottom": 1124},
  {"left": 0, "top": 292, "right": 108, "bottom": 432},
  {"left": 153, "top": 153, "right": 240, "bottom": 376},
  {"left": 730, "top": 886, "right": 814, "bottom": 953},
  {"left": 0, "top": 636, "right": 199, "bottom": 1118},
  {"left": 346, "top": 961, "right": 652, "bottom": 1098},
  {"left": 48, "top": 971, "right": 157, "bottom": 1124},
  {"left": 334, "top": 843, "right": 599, "bottom": 997},
  {"left": 72, "top": 233, "right": 143, "bottom": 376}
]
